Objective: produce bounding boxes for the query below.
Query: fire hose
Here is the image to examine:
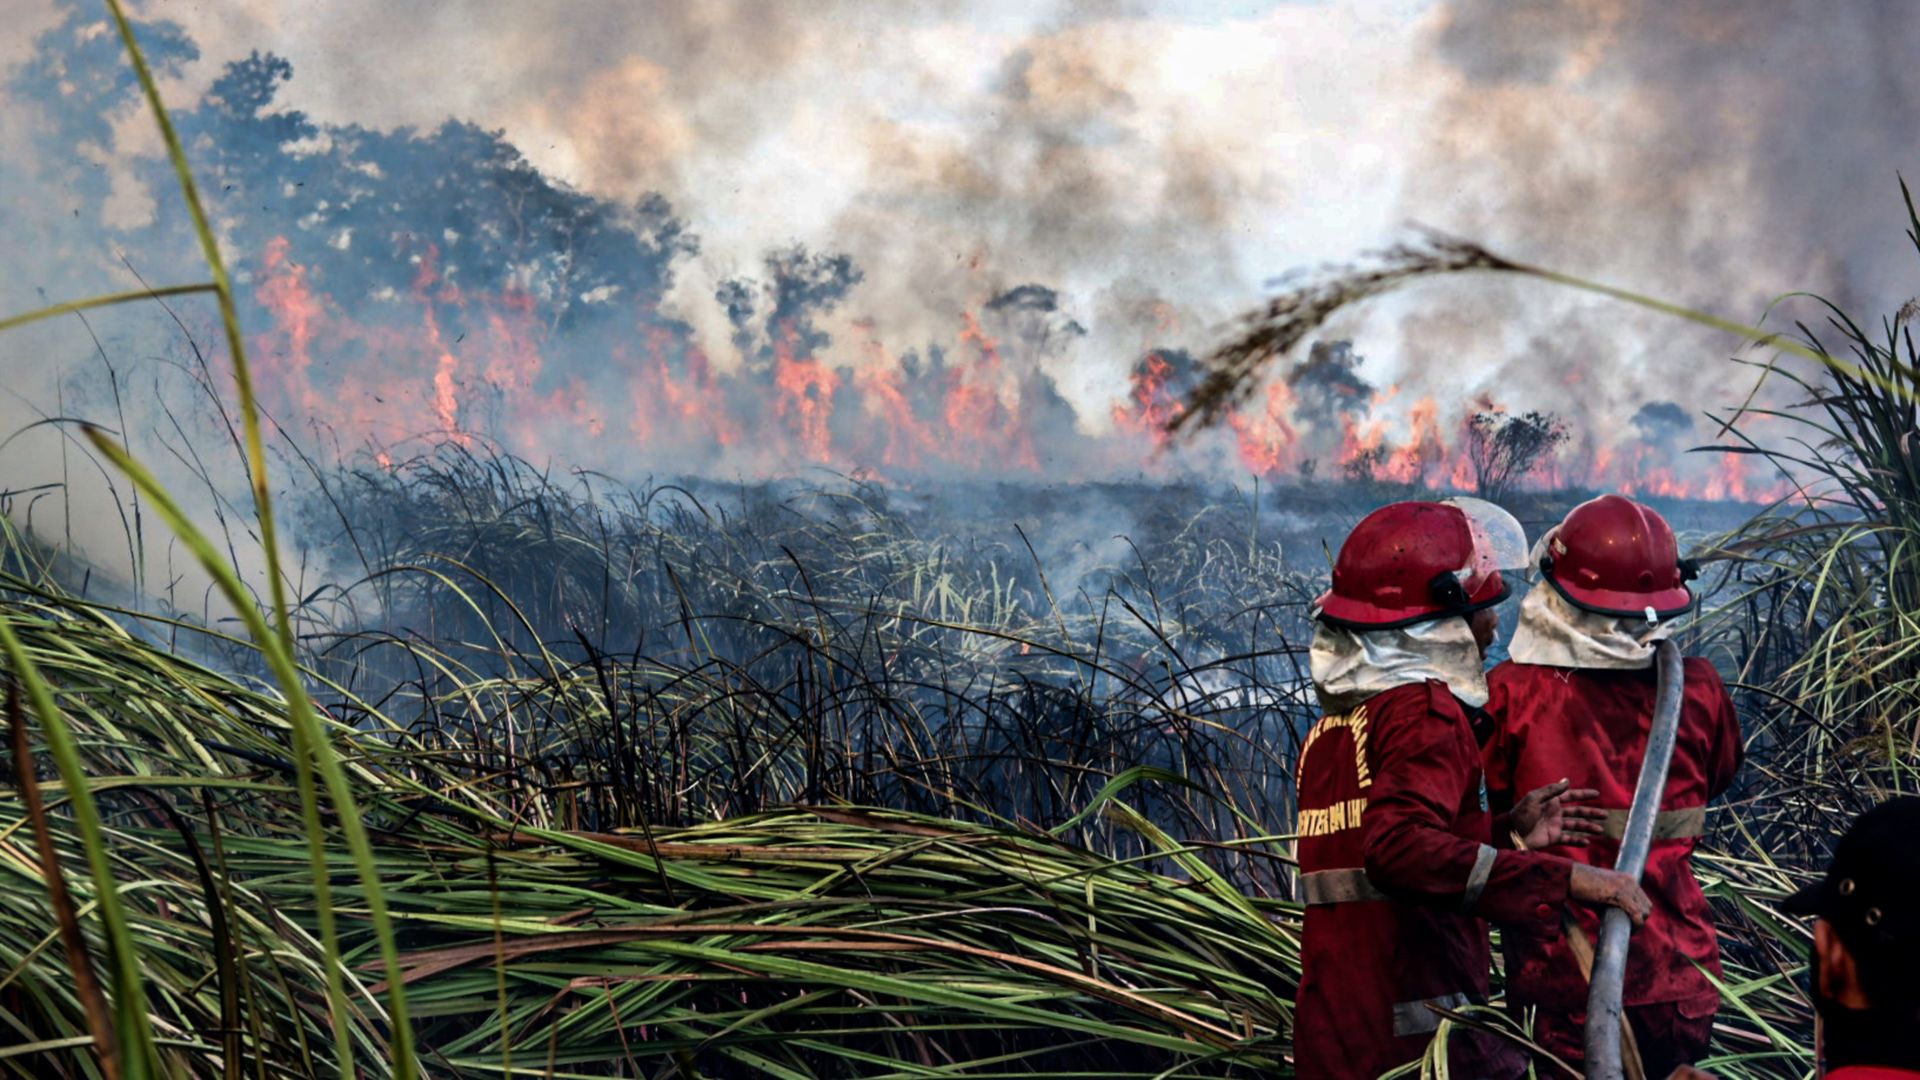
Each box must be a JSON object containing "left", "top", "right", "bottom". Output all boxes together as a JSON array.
[{"left": 1583, "top": 638, "right": 1686, "bottom": 1080}]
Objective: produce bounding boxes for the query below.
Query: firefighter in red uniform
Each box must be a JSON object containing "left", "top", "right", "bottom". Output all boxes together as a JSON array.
[
  {"left": 1484, "top": 495, "right": 1744, "bottom": 1077},
  {"left": 1295, "top": 500, "right": 1652, "bottom": 1080}
]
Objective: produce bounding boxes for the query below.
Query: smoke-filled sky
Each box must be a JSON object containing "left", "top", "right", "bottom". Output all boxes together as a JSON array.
[
  {"left": 1, "top": 0, "right": 1916, "bottom": 513},
  {"left": 4, "top": 1, "right": 1430, "bottom": 396}
]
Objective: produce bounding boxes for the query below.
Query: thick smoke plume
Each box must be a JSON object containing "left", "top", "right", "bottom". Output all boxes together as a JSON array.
[
  {"left": 5, "top": 0, "right": 1893, "bottom": 579},
  {"left": 1393, "top": 0, "right": 1920, "bottom": 497}
]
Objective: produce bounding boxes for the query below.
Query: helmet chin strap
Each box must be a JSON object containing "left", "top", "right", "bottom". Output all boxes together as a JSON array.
[
  {"left": 1528, "top": 524, "right": 1562, "bottom": 568},
  {"left": 1427, "top": 570, "right": 1470, "bottom": 611},
  {"left": 1537, "top": 553, "right": 1692, "bottom": 625}
]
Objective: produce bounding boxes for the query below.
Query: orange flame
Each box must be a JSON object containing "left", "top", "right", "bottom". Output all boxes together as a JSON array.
[
  {"left": 1382, "top": 397, "right": 1444, "bottom": 485},
  {"left": 245, "top": 236, "right": 1796, "bottom": 501},
  {"left": 854, "top": 329, "right": 937, "bottom": 469},
  {"left": 1228, "top": 380, "right": 1300, "bottom": 475},
  {"left": 253, "top": 237, "right": 324, "bottom": 414},
  {"left": 946, "top": 312, "right": 1039, "bottom": 470},
  {"left": 772, "top": 327, "right": 840, "bottom": 462},
  {"left": 1112, "top": 352, "right": 1185, "bottom": 448},
  {"left": 411, "top": 249, "right": 471, "bottom": 445}
]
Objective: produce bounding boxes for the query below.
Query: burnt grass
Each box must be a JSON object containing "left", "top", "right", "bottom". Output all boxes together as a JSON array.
[{"left": 228, "top": 449, "right": 1765, "bottom": 876}]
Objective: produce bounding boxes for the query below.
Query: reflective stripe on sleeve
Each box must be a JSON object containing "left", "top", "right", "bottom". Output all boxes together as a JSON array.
[
  {"left": 1599, "top": 806, "right": 1706, "bottom": 841},
  {"left": 1391, "top": 991, "right": 1475, "bottom": 1037},
  {"left": 1299, "top": 868, "right": 1387, "bottom": 906},
  {"left": 1460, "top": 842, "right": 1497, "bottom": 910}
]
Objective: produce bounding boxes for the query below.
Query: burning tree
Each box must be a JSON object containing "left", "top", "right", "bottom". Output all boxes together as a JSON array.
[{"left": 1464, "top": 409, "right": 1568, "bottom": 502}]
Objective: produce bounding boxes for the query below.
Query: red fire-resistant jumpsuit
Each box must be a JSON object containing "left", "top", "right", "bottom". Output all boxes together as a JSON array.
[
  {"left": 1483, "top": 658, "right": 1743, "bottom": 1075},
  {"left": 1294, "top": 679, "right": 1573, "bottom": 1080}
]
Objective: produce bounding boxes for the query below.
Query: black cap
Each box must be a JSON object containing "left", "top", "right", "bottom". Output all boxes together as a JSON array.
[{"left": 1784, "top": 797, "right": 1920, "bottom": 979}]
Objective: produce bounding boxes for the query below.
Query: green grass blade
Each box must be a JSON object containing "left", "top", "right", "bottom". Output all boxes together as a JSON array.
[{"left": 0, "top": 616, "right": 159, "bottom": 1078}]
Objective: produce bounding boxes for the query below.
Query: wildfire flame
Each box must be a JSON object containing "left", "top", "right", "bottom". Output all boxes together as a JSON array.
[
  {"left": 772, "top": 328, "right": 840, "bottom": 462},
  {"left": 1225, "top": 381, "right": 1299, "bottom": 476},
  {"left": 1112, "top": 352, "right": 1185, "bottom": 448},
  {"left": 250, "top": 235, "right": 1791, "bottom": 502}
]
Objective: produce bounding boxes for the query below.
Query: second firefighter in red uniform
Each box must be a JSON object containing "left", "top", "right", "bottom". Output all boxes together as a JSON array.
[
  {"left": 1484, "top": 495, "right": 1744, "bottom": 1076},
  {"left": 1294, "top": 500, "right": 1651, "bottom": 1080}
]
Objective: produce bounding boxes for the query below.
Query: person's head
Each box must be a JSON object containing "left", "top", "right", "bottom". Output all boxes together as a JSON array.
[
  {"left": 1314, "top": 500, "right": 1517, "bottom": 653},
  {"left": 1784, "top": 797, "right": 1920, "bottom": 1063},
  {"left": 1538, "top": 495, "right": 1698, "bottom": 623}
]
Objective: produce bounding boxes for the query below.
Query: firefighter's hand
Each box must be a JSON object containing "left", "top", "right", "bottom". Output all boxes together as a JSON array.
[
  {"left": 1665, "top": 1068, "right": 1716, "bottom": 1080},
  {"left": 1569, "top": 863, "right": 1652, "bottom": 925},
  {"left": 1512, "top": 778, "right": 1607, "bottom": 849}
]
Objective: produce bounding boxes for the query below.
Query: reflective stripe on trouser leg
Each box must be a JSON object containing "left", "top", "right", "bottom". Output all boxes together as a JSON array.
[
  {"left": 1391, "top": 991, "right": 1476, "bottom": 1037},
  {"left": 1299, "top": 868, "right": 1387, "bottom": 905},
  {"left": 1460, "top": 842, "right": 1497, "bottom": 910}
]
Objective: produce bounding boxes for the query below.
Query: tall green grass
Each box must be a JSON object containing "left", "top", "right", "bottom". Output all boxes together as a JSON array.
[{"left": 0, "top": 543, "right": 1301, "bottom": 1076}]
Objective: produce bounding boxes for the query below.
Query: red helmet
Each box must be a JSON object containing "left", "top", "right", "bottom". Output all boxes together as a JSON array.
[
  {"left": 1315, "top": 501, "right": 1511, "bottom": 629},
  {"left": 1540, "top": 494, "right": 1696, "bottom": 619}
]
